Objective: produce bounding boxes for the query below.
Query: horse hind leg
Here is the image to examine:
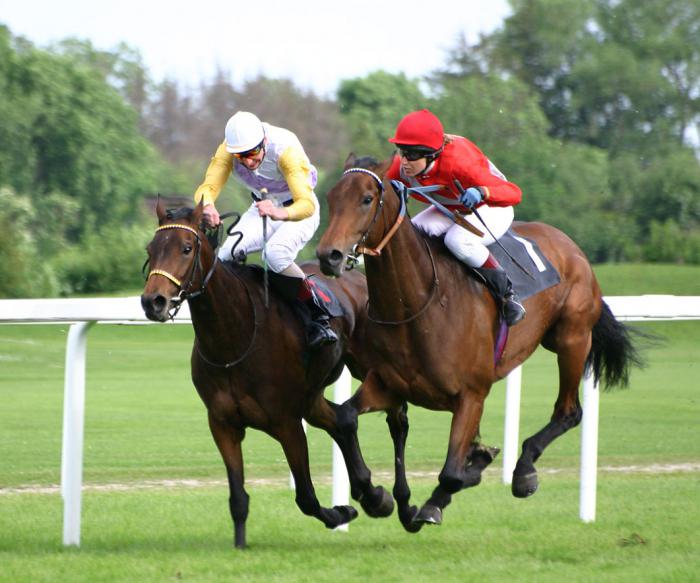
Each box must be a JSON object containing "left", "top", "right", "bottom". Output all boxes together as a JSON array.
[
  {"left": 208, "top": 414, "right": 250, "bottom": 549},
  {"left": 512, "top": 339, "right": 587, "bottom": 498},
  {"left": 277, "top": 420, "right": 359, "bottom": 529}
]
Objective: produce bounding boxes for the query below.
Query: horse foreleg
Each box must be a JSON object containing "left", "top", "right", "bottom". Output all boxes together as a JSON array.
[
  {"left": 276, "top": 420, "right": 359, "bottom": 529},
  {"left": 208, "top": 413, "right": 249, "bottom": 549},
  {"left": 385, "top": 402, "right": 422, "bottom": 533},
  {"left": 415, "top": 394, "right": 486, "bottom": 527},
  {"left": 306, "top": 396, "right": 394, "bottom": 519},
  {"left": 512, "top": 338, "right": 586, "bottom": 498}
]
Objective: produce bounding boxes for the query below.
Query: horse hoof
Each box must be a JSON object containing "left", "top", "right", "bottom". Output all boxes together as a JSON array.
[
  {"left": 334, "top": 505, "right": 359, "bottom": 525},
  {"left": 512, "top": 472, "right": 539, "bottom": 498},
  {"left": 412, "top": 504, "right": 442, "bottom": 526},
  {"left": 482, "top": 445, "right": 501, "bottom": 463},
  {"left": 400, "top": 506, "right": 423, "bottom": 533},
  {"left": 361, "top": 486, "right": 395, "bottom": 518}
]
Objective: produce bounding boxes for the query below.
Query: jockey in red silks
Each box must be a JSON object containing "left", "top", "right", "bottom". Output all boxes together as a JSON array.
[{"left": 386, "top": 109, "right": 526, "bottom": 326}]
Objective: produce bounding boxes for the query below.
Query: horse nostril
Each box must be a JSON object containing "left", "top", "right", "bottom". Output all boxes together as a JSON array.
[
  {"left": 328, "top": 250, "right": 344, "bottom": 266},
  {"left": 141, "top": 293, "right": 167, "bottom": 314},
  {"left": 152, "top": 295, "right": 167, "bottom": 311}
]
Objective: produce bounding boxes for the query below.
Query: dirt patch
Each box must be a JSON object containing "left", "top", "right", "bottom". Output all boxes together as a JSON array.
[{"left": 2, "top": 462, "right": 698, "bottom": 496}]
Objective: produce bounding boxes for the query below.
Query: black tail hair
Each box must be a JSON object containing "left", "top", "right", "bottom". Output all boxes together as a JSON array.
[{"left": 586, "top": 301, "right": 649, "bottom": 390}]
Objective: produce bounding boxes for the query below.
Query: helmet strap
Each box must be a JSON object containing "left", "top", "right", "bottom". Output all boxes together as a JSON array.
[{"left": 416, "top": 146, "right": 442, "bottom": 176}]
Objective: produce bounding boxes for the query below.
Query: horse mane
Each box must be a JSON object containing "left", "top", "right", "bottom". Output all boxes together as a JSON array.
[
  {"left": 165, "top": 207, "right": 194, "bottom": 221},
  {"left": 353, "top": 155, "right": 381, "bottom": 169}
]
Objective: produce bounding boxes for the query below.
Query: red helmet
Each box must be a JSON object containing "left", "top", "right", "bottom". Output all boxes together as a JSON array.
[{"left": 388, "top": 109, "right": 444, "bottom": 151}]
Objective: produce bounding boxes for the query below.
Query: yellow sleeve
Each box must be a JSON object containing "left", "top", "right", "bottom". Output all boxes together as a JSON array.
[
  {"left": 278, "top": 146, "right": 317, "bottom": 221},
  {"left": 193, "top": 142, "right": 234, "bottom": 206}
]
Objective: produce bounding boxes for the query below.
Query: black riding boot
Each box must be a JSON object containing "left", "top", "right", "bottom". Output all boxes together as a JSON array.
[
  {"left": 302, "top": 289, "right": 339, "bottom": 348},
  {"left": 269, "top": 273, "right": 338, "bottom": 348},
  {"left": 475, "top": 258, "right": 526, "bottom": 327}
]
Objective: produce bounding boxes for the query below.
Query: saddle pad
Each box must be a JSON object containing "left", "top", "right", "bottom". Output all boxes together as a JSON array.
[
  {"left": 306, "top": 275, "right": 344, "bottom": 318},
  {"left": 487, "top": 230, "right": 560, "bottom": 300},
  {"left": 225, "top": 263, "right": 344, "bottom": 318}
]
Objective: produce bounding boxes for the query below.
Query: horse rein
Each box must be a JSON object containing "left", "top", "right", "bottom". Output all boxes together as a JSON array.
[
  {"left": 342, "top": 168, "right": 440, "bottom": 325},
  {"left": 146, "top": 221, "right": 260, "bottom": 368}
]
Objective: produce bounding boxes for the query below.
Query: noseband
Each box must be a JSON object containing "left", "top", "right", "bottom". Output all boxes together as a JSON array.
[{"left": 342, "top": 168, "right": 407, "bottom": 269}]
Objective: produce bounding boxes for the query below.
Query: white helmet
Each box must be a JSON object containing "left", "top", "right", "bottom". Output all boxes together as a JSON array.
[{"left": 224, "top": 111, "right": 265, "bottom": 154}]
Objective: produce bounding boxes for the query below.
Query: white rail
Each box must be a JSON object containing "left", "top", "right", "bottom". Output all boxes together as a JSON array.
[{"left": 1, "top": 294, "right": 699, "bottom": 544}]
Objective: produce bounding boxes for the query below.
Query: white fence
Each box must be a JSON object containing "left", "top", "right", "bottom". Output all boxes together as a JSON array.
[{"left": 1, "top": 294, "right": 699, "bottom": 546}]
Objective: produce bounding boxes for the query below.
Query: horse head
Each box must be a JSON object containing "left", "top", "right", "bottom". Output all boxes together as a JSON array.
[
  {"left": 317, "top": 154, "right": 394, "bottom": 277},
  {"left": 141, "top": 198, "right": 213, "bottom": 322}
]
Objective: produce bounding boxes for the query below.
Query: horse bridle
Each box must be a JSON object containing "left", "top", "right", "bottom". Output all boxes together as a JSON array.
[
  {"left": 146, "top": 223, "right": 217, "bottom": 318},
  {"left": 341, "top": 168, "right": 440, "bottom": 325},
  {"left": 342, "top": 168, "right": 407, "bottom": 269},
  {"left": 145, "top": 221, "right": 259, "bottom": 368}
]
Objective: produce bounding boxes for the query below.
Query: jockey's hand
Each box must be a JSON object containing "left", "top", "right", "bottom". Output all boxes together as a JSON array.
[
  {"left": 202, "top": 204, "right": 221, "bottom": 228},
  {"left": 459, "top": 187, "right": 483, "bottom": 210},
  {"left": 256, "top": 199, "right": 289, "bottom": 220}
]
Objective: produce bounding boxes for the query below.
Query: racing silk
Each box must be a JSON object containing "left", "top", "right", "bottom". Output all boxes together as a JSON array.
[
  {"left": 194, "top": 123, "right": 318, "bottom": 221},
  {"left": 386, "top": 135, "right": 522, "bottom": 211}
]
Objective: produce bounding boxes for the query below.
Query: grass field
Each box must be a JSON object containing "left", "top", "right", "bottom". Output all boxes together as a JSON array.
[{"left": 1, "top": 264, "right": 699, "bottom": 582}]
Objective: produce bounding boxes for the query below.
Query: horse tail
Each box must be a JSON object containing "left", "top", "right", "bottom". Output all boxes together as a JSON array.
[{"left": 586, "top": 301, "right": 646, "bottom": 390}]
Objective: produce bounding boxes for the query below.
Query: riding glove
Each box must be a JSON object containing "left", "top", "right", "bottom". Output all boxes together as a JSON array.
[{"left": 460, "top": 187, "right": 483, "bottom": 209}]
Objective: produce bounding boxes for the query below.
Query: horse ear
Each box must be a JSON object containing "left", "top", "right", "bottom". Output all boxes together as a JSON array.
[
  {"left": 192, "top": 198, "right": 204, "bottom": 226},
  {"left": 343, "top": 152, "right": 357, "bottom": 170},
  {"left": 155, "top": 195, "right": 167, "bottom": 224}
]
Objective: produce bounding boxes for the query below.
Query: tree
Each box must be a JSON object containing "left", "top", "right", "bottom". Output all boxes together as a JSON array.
[
  {"left": 2, "top": 34, "right": 161, "bottom": 236},
  {"left": 337, "top": 71, "right": 426, "bottom": 158}
]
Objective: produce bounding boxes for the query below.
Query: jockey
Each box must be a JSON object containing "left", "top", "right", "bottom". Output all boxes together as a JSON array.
[
  {"left": 194, "top": 111, "right": 337, "bottom": 348},
  {"left": 386, "top": 109, "right": 526, "bottom": 326}
]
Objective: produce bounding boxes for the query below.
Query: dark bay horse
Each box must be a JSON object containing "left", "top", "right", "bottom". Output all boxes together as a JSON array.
[
  {"left": 141, "top": 200, "right": 392, "bottom": 548},
  {"left": 316, "top": 155, "right": 641, "bottom": 532}
]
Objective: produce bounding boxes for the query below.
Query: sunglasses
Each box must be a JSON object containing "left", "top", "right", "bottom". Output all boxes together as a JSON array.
[
  {"left": 234, "top": 143, "right": 265, "bottom": 159},
  {"left": 398, "top": 148, "right": 427, "bottom": 162}
]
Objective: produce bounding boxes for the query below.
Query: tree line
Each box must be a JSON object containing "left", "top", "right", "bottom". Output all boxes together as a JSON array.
[{"left": 0, "top": 0, "right": 698, "bottom": 298}]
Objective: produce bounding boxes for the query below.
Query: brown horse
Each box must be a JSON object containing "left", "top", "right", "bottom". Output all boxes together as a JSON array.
[
  {"left": 316, "top": 155, "right": 641, "bottom": 532},
  {"left": 141, "top": 200, "right": 392, "bottom": 548}
]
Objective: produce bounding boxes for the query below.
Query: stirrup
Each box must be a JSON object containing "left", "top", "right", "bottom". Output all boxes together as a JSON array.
[
  {"left": 307, "top": 320, "right": 338, "bottom": 348},
  {"left": 504, "top": 296, "right": 526, "bottom": 327}
]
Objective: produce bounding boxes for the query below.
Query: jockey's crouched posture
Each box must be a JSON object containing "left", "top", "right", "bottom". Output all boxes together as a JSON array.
[
  {"left": 386, "top": 109, "right": 526, "bottom": 326},
  {"left": 194, "top": 111, "right": 337, "bottom": 348}
]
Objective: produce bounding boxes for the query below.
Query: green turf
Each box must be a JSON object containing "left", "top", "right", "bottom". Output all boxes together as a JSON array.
[
  {"left": 1, "top": 475, "right": 698, "bottom": 583},
  {"left": 0, "top": 263, "right": 698, "bottom": 581}
]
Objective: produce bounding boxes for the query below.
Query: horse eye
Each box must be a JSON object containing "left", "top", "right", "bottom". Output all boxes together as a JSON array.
[
  {"left": 362, "top": 195, "right": 373, "bottom": 205},
  {"left": 183, "top": 244, "right": 193, "bottom": 254}
]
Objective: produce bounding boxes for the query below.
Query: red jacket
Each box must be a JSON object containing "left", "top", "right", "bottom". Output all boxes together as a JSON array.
[{"left": 386, "top": 135, "right": 522, "bottom": 210}]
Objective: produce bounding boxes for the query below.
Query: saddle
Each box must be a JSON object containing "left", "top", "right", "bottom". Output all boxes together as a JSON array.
[
  {"left": 467, "top": 229, "right": 560, "bottom": 363},
  {"left": 479, "top": 229, "right": 560, "bottom": 300}
]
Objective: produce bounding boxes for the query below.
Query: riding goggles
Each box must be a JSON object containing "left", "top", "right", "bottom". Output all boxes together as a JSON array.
[
  {"left": 398, "top": 148, "right": 430, "bottom": 162},
  {"left": 233, "top": 141, "right": 265, "bottom": 159}
]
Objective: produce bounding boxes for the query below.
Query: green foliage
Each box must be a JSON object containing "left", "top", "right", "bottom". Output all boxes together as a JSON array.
[
  {"left": 0, "top": 187, "right": 58, "bottom": 298},
  {"left": 2, "top": 2, "right": 700, "bottom": 300},
  {"left": 53, "top": 221, "right": 152, "bottom": 295},
  {"left": 0, "top": 28, "right": 162, "bottom": 237},
  {"left": 338, "top": 71, "right": 426, "bottom": 158}
]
